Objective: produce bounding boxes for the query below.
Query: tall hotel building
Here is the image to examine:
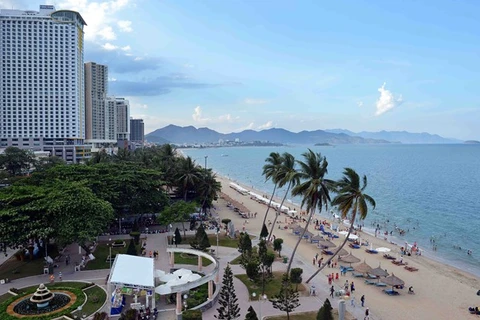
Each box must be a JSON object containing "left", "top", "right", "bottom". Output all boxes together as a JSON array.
[{"left": 0, "top": 5, "right": 90, "bottom": 162}]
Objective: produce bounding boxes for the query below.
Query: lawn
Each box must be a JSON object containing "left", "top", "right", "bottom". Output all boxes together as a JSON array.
[
  {"left": 265, "top": 309, "right": 348, "bottom": 320},
  {"left": 81, "top": 285, "right": 107, "bottom": 316},
  {"left": 174, "top": 252, "right": 212, "bottom": 266},
  {"left": 179, "top": 234, "right": 240, "bottom": 248},
  {"left": 85, "top": 241, "right": 142, "bottom": 270},
  {"left": 235, "top": 271, "right": 307, "bottom": 299},
  {"left": 0, "top": 257, "right": 46, "bottom": 280}
]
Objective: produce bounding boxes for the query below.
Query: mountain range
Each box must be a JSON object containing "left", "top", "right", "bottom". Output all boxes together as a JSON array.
[{"left": 146, "top": 125, "right": 464, "bottom": 145}]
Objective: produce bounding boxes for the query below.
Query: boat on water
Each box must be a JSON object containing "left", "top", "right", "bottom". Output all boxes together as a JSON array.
[{"left": 221, "top": 154, "right": 229, "bottom": 157}]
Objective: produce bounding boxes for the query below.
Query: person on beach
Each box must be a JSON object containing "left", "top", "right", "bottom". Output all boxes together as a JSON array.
[
  {"left": 365, "top": 307, "right": 370, "bottom": 320},
  {"left": 351, "top": 281, "right": 355, "bottom": 294},
  {"left": 361, "top": 295, "right": 365, "bottom": 307},
  {"left": 351, "top": 295, "right": 356, "bottom": 307},
  {"left": 330, "top": 285, "right": 335, "bottom": 298}
]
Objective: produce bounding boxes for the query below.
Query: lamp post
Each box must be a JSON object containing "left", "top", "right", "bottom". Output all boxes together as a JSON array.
[
  {"left": 252, "top": 292, "right": 267, "bottom": 319},
  {"left": 118, "top": 218, "right": 124, "bottom": 234},
  {"left": 183, "top": 293, "right": 188, "bottom": 311},
  {"left": 215, "top": 226, "right": 220, "bottom": 259},
  {"left": 108, "top": 238, "right": 112, "bottom": 269},
  {"left": 204, "top": 155, "right": 208, "bottom": 172}
]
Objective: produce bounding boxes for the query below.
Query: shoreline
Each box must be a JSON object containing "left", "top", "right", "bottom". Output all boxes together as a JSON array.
[{"left": 215, "top": 173, "right": 480, "bottom": 320}]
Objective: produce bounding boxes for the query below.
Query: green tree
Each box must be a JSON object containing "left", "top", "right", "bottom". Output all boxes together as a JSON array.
[
  {"left": 215, "top": 264, "right": 241, "bottom": 319},
  {"left": 258, "top": 239, "right": 268, "bottom": 294},
  {"left": 245, "top": 306, "right": 258, "bottom": 320},
  {"left": 260, "top": 224, "right": 269, "bottom": 239},
  {"left": 316, "top": 299, "right": 333, "bottom": 320},
  {"left": 273, "top": 238, "right": 283, "bottom": 257},
  {"left": 197, "top": 170, "right": 221, "bottom": 215},
  {"left": 126, "top": 239, "right": 137, "bottom": 256},
  {"left": 158, "top": 200, "right": 197, "bottom": 237},
  {"left": 34, "top": 156, "right": 65, "bottom": 172},
  {"left": 190, "top": 224, "right": 211, "bottom": 251},
  {"left": 0, "top": 147, "right": 35, "bottom": 176},
  {"left": 306, "top": 168, "right": 375, "bottom": 283},
  {"left": 261, "top": 152, "right": 283, "bottom": 229},
  {"left": 246, "top": 260, "right": 260, "bottom": 281},
  {"left": 269, "top": 274, "right": 300, "bottom": 320},
  {"left": 238, "top": 232, "right": 252, "bottom": 253},
  {"left": 287, "top": 149, "right": 333, "bottom": 273},
  {"left": 290, "top": 268, "right": 303, "bottom": 290},
  {"left": 268, "top": 153, "right": 299, "bottom": 241},
  {"left": 176, "top": 156, "right": 201, "bottom": 201},
  {"left": 174, "top": 227, "right": 182, "bottom": 246},
  {"left": 264, "top": 252, "right": 275, "bottom": 274}
]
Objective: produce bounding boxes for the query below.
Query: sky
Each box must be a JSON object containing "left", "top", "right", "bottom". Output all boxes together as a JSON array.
[{"left": 2, "top": 0, "right": 480, "bottom": 140}]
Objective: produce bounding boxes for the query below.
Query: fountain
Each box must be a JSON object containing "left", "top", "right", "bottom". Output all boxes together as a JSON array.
[{"left": 30, "top": 283, "right": 54, "bottom": 308}]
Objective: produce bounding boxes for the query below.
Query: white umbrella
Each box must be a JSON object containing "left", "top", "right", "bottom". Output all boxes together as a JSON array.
[
  {"left": 348, "top": 234, "right": 359, "bottom": 240},
  {"left": 155, "top": 284, "right": 172, "bottom": 295},
  {"left": 184, "top": 273, "right": 202, "bottom": 282},
  {"left": 155, "top": 269, "right": 166, "bottom": 278},
  {"left": 376, "top": 247, "right": 391, "bottom": 253},
  {"left": 166, "top": 278, "right": 188, "bottom": 287},
  {"left": 159, "top": 273, "right": 178, "bottom": 282},
  {"left": 173, "top": 268, "right": 193, "bottom": 277}
]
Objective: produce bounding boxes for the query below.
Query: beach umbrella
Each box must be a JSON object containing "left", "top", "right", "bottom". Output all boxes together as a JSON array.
[
  {"left": 155, "top": 284, "right": 172, "bottom": 295},
  {"left": 293, "top": 226, "right": 304, "bottom": 234},
  {"left": 303, "top": 230, "right": 314, "bottom": 239},
  {"left": 159, "top": 273, "right": 178, "bottom": 282},
  {"left": 310, "top": 235, "right": 323, "bottom": 243},
  {"left": 289, "top": 223, "right": 299, "bottom": 229},
  {"left": 339, "top": 252, "right": 361, "bottom": 265},
  {"left": 318, "top": 240, "right": 336, "bottom": 248},
  {"left": 183, "top": 273, "right": 202, "bottom": 282},
  {"left": 155, "top": 269, "right": 166, "bottom": 278},
  {"left": 376, "top": 247, "right": 391, "bottom": 253},
  {"left": 383, "top": 274, "right": 405, "bottom": 289},
  {"left": 334, "top": 247, "right": 348, "bottom": 257},
  {"left": 369, "top": 265, "right": 389, "bottom": 278},
  {"left": 354, "top": 260, "right": 373, "bottom": 274},
  {"left": 173, "top": 268, "right": 193, "bottom": 277}
]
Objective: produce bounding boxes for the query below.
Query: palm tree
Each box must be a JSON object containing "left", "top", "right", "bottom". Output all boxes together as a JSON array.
[
  {"left": 197, "top": 169, "right": 222, "bottom": 216},
  {"left": 175, "top": 156, "right": 201, "bottom": 201},
  {"left": 306, "top": 168, "right": 375, "bottom": 283},
  {"left": 267, "top": 153, "right": 299, "bottom": 242},
  {"left": 261, "top": 152, "right": 283, "bottom": 233},
  {"left": 286, "top": 149, "right": 333, "bottom": 273}
]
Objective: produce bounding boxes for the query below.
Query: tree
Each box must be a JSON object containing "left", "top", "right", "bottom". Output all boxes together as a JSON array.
[
  {"left": 261, "top": 152, "right": 283, "bottom": 229},
  {"left": 238, "top": 232, "right": 252, "bottom": 253},
  {"left": 246, "top": 260, "right": 260, "bottom": 281},
  {"left": 0, "top": 147, "right": 34, "bottom": 176},
  {"left": 316, "top": 299, "right": 333, "bottom": 320},
  {"left": 260, "top": 224, "right": 269, "bottom": 239},
  {"left": 158, "top": 200, "right": 197, "bottom": 237},
  {"left": 174, "top": 227, "right": 182, "bottom": 246},
  {"left": 126, "top": 239, "right": 137, "bottom": 256},
  {"left": 245, "top": 306, "right": 258, "bottom": 320},
  {"left": 197, "top": 170, "right": 221, "bottom": 216},
  {"left": 287, "top": 149, "right": 333, "bottom": 274},
  {"left": 269, "top": 274, "right": 300, "bottom": 320},
  {"left": 264, "top": 252, "right": 275, "bottom": 274},
  {"left": 34, "top": 156, "right": 65, "bottom": 172},
  {"left": 306, "top": 168, "right": 375, "bottom": 283},
  {"left": 258, "top": 239, "right": 268, "bottom": 294},
  {"left": 268, "top": 153, "right": 299, "bottom": 241},
  {"left": 215, "top": 264, "right": 241, "bottom": 319},
  {"left": 273, "top": 238, "right": 283, "bottom": 257},
  {"left": 176, "top": 156, "right": 201, "bottom": 201},
  {"left": 190, "top": 224, "right": 211, "bottom": 251},
  {"left": 290, "top": 268, "right": 303, "bottom": 290}
]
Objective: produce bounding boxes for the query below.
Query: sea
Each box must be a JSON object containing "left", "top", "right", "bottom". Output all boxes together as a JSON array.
[{"left": 183, "top": 144, "right": 480, "bottom": 277}]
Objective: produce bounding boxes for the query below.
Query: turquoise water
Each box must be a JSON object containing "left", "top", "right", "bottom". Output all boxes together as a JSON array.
[{"left": 184, "top": 144, "right": 480, "bottom": 276}]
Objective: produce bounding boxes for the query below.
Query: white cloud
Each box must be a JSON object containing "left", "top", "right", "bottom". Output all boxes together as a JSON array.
[
  {"left": 258, "top": 121, "right": 273, "bottom": 130},
  {"left": 375, "top": 83, "right": 403, "bottom": 116},
  {"left": 108, "top": 77, "right": 117, "bottom": 82},
  {"left": 117, "top": 20, "right": 133, "bottom": 32},
  {"left": 244, "top": 98, "right": 269, "bottom": 105},
  {"left": 58, "top": 0, "right": 132, "bottom": 42},
  {"left": 192, "top": 106, "right": 239, "bottom": 124},
  {"left": 121, "top": 45, "right": 131, "bottom": 51},
  {"left": 357, "top": 101, "right": 363, "bottom": 107},
  {"left": 192, "top": 106, "right": 210, "bottom": 122},
  {"left": 183, "top": 63, "right": 195, "bottom": 69},
  {"left": 102, "top": 43, "right": 118, "bottom": 51}
]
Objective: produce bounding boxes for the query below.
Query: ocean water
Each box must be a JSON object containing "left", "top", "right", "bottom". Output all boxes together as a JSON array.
[{"left": 184, "top": 144, "right": 480, "bottom": 276}]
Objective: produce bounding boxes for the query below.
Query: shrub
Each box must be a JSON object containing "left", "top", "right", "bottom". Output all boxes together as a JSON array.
[
  {"left": 317, "top": 298, "right": 333, "bottom": 320},
  {"left": 183, "top": 309, "right": 202, "bottom": 320},
  {"left": 129, "top": 232, "right": 140, "bottom": 245}
]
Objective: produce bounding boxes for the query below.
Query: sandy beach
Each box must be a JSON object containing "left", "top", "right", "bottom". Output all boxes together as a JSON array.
[{"left": 215, "top": 174, "right": 480, "bottom": 320}]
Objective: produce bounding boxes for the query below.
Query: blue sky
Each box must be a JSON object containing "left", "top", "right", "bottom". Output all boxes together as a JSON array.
[{"left": 4, "top": 0, "right": 480, "bottom": 140}]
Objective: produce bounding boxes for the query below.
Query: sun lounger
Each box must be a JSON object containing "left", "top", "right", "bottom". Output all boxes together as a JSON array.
[
  {"left": 352, "top": 272, "right": 364, "bottom": 278},
  {"left": 365, "top": 249, "right": 378, "bottom": 254},
  {"left": 349, "top": 243, "right": 360, "bottom": 249},
  {"left": 392, "top": 260, "right": 408, "bottom": 266},
  {"left": 375, "top": 282, "right": 387, "bottom": 287},
  {"left": 340, "top": 266, "right": 354, "bottom": 272},
  {"left": 367, "top": 274, "right": 378, "bottom": 279},
  {"left": 322, "top": 249, "right": 334, "bottom": 255},
  {"left": 405, "top": 266, "right": 419, "bottom": 272},
  {"left": 383, "top": 254, "right": 396, "bottom": 260},
  {"left": 364, "top": 279, "right": 376, "bottom": 285},
  {"left": 383, "top": 289, "right": 400, "bottom": 296}
]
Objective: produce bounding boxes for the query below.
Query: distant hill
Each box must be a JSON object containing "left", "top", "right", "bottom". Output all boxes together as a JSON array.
[
  {"left": 325, "top": 129, "right": 462, "bottom": 144},
  {"left": 146, "top": 125, "right": 390, "bottom": 145}
]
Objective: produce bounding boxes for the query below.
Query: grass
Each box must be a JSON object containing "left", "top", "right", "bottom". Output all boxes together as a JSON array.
[
  {"left": 230, "top": 254, "right": 242, "bottom": 265},
  {"left": 85, "top": 240, "right": 142, "bottom": 270},
  {"left": 174, "top": 252, "right": 212, "bottom": 266},
  {"left": 235, "top": 271, "right": 307, "bottom": 299},
  {"left": 0, "top": 257, "right": 46, "bottom": 281},
  {"left": 81, "top": 285, "right": 107, "bottom": 316},
  {"left": 179, "top": 234, "right": 240, "bottom": 248},
  {"left": 266, "top": 309, "right": 348, "bottom": 320}
]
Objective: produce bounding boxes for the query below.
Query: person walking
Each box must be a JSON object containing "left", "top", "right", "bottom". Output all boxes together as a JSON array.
[
  {"left": 58, "top": 272, "right": 62, "bottom": 281},
  {"left": 350, "top": 281, "right": 355, "bottom": 294},
  {"left": 365, "top": 307, "right": 370, "bottom": 320},
  {"left": 330, "top": 285, "right": 335, "bottom": 298},
  {"left": 350, "top": 295, "right": 356, "bottom": 307},
  {"left": 360, "top": 295, "right": 365, "bottom": 307}
]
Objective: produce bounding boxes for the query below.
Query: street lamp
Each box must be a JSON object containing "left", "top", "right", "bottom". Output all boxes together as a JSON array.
[
  {"left": 183, "top": 293, "right": 188, "bottom": 311},
  {"left": 204, "top": 155, "right": 208, "bottom": 172},
  {"left": 108, "top": 238, "right": 112, "bottom": 269},
  {"left": 215, "top": 227, "right": 220, "bottom": 259},
  {"left": 251, "top": 293, "right": 267, "bottom": 319}
]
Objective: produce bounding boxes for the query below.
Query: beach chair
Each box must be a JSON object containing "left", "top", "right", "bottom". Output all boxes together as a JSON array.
[
  {"left": 364, "top": 279, "right": 376, "bottom": 285},
  {"left": 352, "top": 272, "right": 364, "bottom": 278},
  {"left": 322, "top": 249, "right": 334, "bottom": 255},
  {"left": 349, "top": 243, "right": 360, "bottom": 249},
  {"left": 383, "top": 289, "right": 400, "bottom": 296},
  {"left": 375, "top": 282, "right": 387, "bottom": 287},
  {"left": 405, "top": 266, "right": 419, "bottom": 272},
  {"left": 365, "top": 249, "right": 378, "bottom": 254}
]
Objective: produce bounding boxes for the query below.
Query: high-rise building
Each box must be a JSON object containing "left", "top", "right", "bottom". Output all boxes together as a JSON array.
[
  {"left": 0, "top": 5, "right": 90, "bottom": 162},
  {"left": 105, "top": 97, "right": 130, "bottom": 147},
  {"left": 85, "top": 62, "right": 110, "bottom": 142},
  {"left": 130, "top": 118, "right": 145, "bottom": 146}
]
